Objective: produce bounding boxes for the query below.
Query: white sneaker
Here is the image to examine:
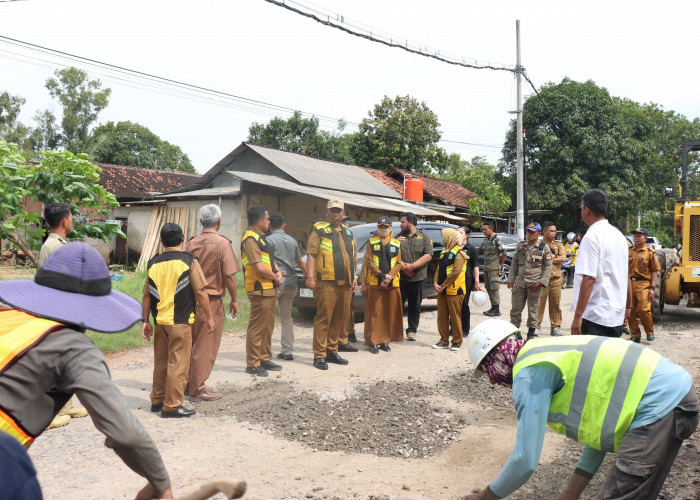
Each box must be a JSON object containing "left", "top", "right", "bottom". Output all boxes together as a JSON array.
[
  {"left": 432, "top": 342, "right": 449, "bottom": 349},
  {"left": 450, "top": 344, "right": 460, "bottom": 351}
]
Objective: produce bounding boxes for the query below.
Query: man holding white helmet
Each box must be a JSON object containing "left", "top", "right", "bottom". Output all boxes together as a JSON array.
[{"left": 463, "top": 319, "right": 699, "bottom": 500}]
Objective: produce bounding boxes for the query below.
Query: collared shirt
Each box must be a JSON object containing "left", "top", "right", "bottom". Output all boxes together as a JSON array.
[
  {"left": 544, "top": 239, "right": 567, "bottom": 279},
  {"left": 306, "top": 224, "right": 354, "bottom": 285},
  {"left": 508, "top": 241, "right": 552, "bottom": 287},
  {"left": 628, "top": 245, "right": 660, "bottom": 281},
  {"left": 38, "top": 232, "right": 67, "bottom": 267},
  {"left": 242, "top": 228, "right": 277, "bottom": 296},
  {"left": 397, "top": 230, "right": 433, "bottom": 282},
  {"left": 479, "top": 234, "right": 507, "bottom": 271},
  {"left": 185, "top": 228, "right": 240, "bottom": 296},
  {"left": 572, "top": 219, "right": 628, "bottom": 327},
  {"left": 266, "top": 229, "right": 301, "bottom": 290}
]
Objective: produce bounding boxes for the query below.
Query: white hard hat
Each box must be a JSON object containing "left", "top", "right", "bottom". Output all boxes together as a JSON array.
[
  {"left": 471, "top": 290, "right": 488, "bottom": 307},
  {"left": 567, "top": 232, "right": 575, "bottom": 241},
  {"left": 467, "top": 319, "right": 521, "bottom": 378}
]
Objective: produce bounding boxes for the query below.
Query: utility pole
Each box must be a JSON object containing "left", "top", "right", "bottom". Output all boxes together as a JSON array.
[{"left": 515, "top": 20, "right": 525, "bottom": 240}]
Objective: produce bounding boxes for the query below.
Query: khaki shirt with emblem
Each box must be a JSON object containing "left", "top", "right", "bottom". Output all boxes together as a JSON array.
[
  {"left": 38, "top": 232, "right": 67, "bottom": 267},
  {"left": 479, "top": 234, "right": 507, "bottom": 271},
  {"left": 508, "top": 240, "right": 552, "bottom": 287},
  {"left": 185, "top": 228, "right": 240, "bottom": 297},
  {"left": 628, "top": 245, "right": 661, "bottom": 281},
  {"left": 397, "top": 230, "right": 433, "bottom": 282},
  {"left": 544, "top": 240, "right": 567, "bottom": 279},
  {"left": 242, "top": 229, "right": 276, "bottom": 296},
  {"left": 306, "top": 225, "right": 355, "bottom": 286}
]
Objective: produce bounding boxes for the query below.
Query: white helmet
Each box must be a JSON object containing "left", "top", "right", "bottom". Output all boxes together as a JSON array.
[
  {"left": 467, "top": 319, "right": 521, "bottom": 377},
  {"left": 471, "top": 290, "right": 488, "bottom": 307},
  {"left": 567, "top": 232, "right": 575, "bottom": 242}
]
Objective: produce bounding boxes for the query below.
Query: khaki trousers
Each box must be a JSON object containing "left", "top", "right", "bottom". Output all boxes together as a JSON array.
[
  {"left": 276, "top": 288, "right": 297, "bottom": 355},
  {"left": 313, "top": 282, "right": 351, "bottom": 358},
  {"left": 484, "top": 270, "right": 500, "bottom": 306},
  {"left": 246, "top": 293, "right": 276, "bottom": 367},
  {"left": 188, "top": 296, "right": 225, "bottom": 396},
  {"left": 510, "top": 283, "right": 543, "bottom": 329},
  {"left": 537, "top": 276, "right": 562, "bottom": 329},
  {"left": 437, "top": 294, "right": 464, "bottom": 346},
  {"left": 150, "top": 323, "right": 192, "bottom": 412},
  {"left": 629, "top": 280, "right": 654, "bottom": 338},
  {"left": 364, "top": 286, "right": 404, "bottom": 346}
]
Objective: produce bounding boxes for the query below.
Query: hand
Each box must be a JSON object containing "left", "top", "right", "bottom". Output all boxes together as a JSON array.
[
  {"left": 648, "top": 287, "right": 655, "bottom": 300},
  {"left": 507, "top": 282, "right": 514, "bottom": 289},
  {"left": 135, "top": 482, "right": 173, "bottom": 499},
  {"left": 380, "top": 280, "right": 389, "bottom": 288},
  {"left": 625, "top": 306, "right": 632, "bottom": 320},
  {"left": 531, "top": 282, "right": 543, "bottom": 293},
  {"left": 229, "top": 301, "right": 239, "bottom": 318},
  {"left": 276, "top": 271, "right": 284, "bottom": 286},
  {"left": 434, "top": 283, "right": 443, "bottom": 293},
  {"left": 401, "top": 267, "right": 415, "bottom": 278},
  {"left": 400, "top": 262, "right": 412, "bottom": 271},
  {"left": 141, "top": 322, "right": 153, "bottom": 342},
  {"left": 305, "top": 276, "right": 316, "bottom": 290},
  {"left": 350, "top": 277, "right": 358, "bottom": 293},
  {"left": 206, "top": 317, "right": 215, "bottom": 334},
  {"left": 571, "top": 315, "right": 582, "bottom": 335},
  {"left": 361, "top": 284, "right": 368, "bottom": 296}
]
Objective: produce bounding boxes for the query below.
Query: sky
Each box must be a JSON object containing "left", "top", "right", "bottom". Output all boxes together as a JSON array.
[{"left": 2, "top": 0, "right": 699, "bottom": 174}]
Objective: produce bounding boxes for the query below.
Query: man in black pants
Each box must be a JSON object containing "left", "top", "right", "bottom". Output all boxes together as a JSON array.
[
  {"left": 397, "top": 212, "right": 433, "bottom": 341},
  {"left": 458, "top": 226, "right": 480, "bottom": 336}
]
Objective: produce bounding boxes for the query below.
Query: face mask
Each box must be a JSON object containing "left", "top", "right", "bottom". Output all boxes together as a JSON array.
[{"left": 377, "top": 227, "right": 391, "bottom": 238}]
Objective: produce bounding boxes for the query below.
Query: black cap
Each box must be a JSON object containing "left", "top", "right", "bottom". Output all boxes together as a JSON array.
[
  {"left": 377, "top": 215, "right": 392, "bottom": 226},
  {"left": 161, "top": 223, "right": 183, "bottom": 243},
  {"left": 632, "top": 227, "right": 649, "bottom": 237}
]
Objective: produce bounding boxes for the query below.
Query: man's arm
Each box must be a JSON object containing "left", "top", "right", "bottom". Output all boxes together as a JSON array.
[
  {"left": 552, "top": 243, "right": 567, "bottom": 265},
  {"left": 305, "top": 254, "right": 317, "bottom": 290},
  {"left": 141, "top": 281, "right": 152, "bottom": 341},
  {"left": 223, "top": 273, "right": 239, "bottom": 318},
  {"left": 571, "top": 275, "right": 595, "bottom": 334}
]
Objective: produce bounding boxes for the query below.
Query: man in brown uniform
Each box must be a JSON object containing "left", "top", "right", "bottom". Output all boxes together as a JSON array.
[
  {"left": 306, "top": 200, "right": 358, "bottom": 370},
  {"left": 628, "top": 227, "right": 660, "bottom": 343},
  {"left": 536, "top": 221, "right": 567, "bottom": 336},
  {"left": 184, "top": 204, "right": 240, "bottom": 400},
  {"left": 241, "top": 206, "right": 284, "bottom": 377}
]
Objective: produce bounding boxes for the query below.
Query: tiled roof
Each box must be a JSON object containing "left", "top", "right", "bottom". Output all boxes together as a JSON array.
[
  {"left": 389, "top": 169, "right": 477, "bottom": 208},
  {"left": 96, "top": 163, "right": 201, "bottom": 200},
  {"left": 362, "top": 168, "right": 404, "bottom": 194}
]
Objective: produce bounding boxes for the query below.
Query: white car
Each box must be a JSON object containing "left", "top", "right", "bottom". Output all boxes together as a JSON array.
[{"left": 626, "top": 234, "right": 662, "bottom": 252}]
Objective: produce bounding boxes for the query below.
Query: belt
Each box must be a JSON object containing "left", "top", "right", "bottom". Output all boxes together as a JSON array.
[{"left": 630, "top": 277, "right": 650, "bottom": 281}]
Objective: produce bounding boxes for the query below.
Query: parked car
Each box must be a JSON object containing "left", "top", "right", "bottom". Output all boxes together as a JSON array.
[
  {"left": 293, "top": 221, "right": 459, "bottom": 313},
  {"left": 468, "top": 232, "right": 520, "bottom": 283},
  {"left": 626, "top": 234, "right": 663, "bottom": 252}
]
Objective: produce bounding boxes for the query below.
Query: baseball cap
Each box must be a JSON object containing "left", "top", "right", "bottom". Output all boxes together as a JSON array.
[
  {"left": 160, "top": 223, "right": 183, "bottom": 246},
  {"left": 327, "top": 199, "right": 344, "bottom": 210},
  {"left": 526, "top": 222, "right": 541, "bottom": 232},
  {"left": 632, "top": 227, "right": 649, "bottom": 237},
  {"left": 377, "top": 215, "right": 392, "bottom": 226}
]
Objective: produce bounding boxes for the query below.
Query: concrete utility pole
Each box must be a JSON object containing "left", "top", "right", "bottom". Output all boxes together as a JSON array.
[{"left": 515, "top": 20, "right": 525, "bottom": 240}]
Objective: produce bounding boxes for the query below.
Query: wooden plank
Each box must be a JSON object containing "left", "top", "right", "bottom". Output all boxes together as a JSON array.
[{"left": 138, "top": 205, "right": 162, "bottom": 271}]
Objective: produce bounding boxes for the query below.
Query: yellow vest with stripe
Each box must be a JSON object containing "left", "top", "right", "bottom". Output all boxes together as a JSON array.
[
  {"left": 313, "top": 221, "right": 357, "bottom": 281},
  {"left": 437, "top": 246, "right": 467, "bottom": 295},
  {"left": 241, "top": 230, "right": 276, "bottom": 292},
  {"left": 368, "top": 236, "right": 401, "bottom": 287},
  {"left": 0, "top": 310, "right": 64, "bottom": 448},
  {"left": 513, "top": 335, "right": 662, "bottom": 452}
]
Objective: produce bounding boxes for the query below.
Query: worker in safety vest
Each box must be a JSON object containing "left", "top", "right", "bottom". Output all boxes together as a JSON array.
[
  {"left": 0, "top": 243, "right": 174, "bottom": 499},
  {"left": 432, "top": 228, "right": 468, "bottom": 351},
  {"left": 464, "top": 319, "right": 699, "bottom": 500},
  {"left": 305, "top": 199, "right": 358, "bottom": 370}
]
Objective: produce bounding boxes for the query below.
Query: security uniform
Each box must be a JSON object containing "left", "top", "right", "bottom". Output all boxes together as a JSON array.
[
  {"left": 307, "top": 221, "right": 357, "bottom": 359},
  {"left": 537, "top": 239, "right": 566, "bottom": 333},
  {"left": 397, "top": 230, "right": 433, "bottom": 335},
  {"left": 508, "top": 240, "right": 552, "bottom": 331},
  {"left": 241, "top": 229, "right": 278, "bottom": 368},
  {"left": 628, "top": 245, "right": 660, "bottom": 340},
  {"left": 479, "top": 234, "right": 507, "bottom": 312},
  {"left": 435, "top": 246, "right": 467, "bottom": 347}
]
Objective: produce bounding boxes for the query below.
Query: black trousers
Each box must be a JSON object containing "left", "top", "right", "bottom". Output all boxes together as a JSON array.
[
  {"left": 400, "top": 280, "right": 423, "bottom": 333},
  {"left": 460, "top": 288, "right": 473, "bottom": 335},
  {"left": 581, "top": 318, "right": 623, "bottom": 337}
]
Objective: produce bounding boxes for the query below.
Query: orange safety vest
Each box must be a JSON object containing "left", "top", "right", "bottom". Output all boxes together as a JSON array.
[{"left": 0, "top": 310, "right": 63, "bottom": 448}]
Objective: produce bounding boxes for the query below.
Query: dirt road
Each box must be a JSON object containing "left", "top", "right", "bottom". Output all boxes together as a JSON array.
[{"left": 29, "top": 287, "right": 700, "bottom": 499}]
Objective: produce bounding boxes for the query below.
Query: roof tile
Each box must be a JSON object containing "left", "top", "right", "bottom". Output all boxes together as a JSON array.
[{"left": 96, "top": 163, "right": 200, "bottom": 200}]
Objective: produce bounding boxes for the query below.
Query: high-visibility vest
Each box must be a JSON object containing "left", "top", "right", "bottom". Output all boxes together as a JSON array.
[
  {"left": 437, "top": 246, "right": 467, "bottom": 295},
  {"left": 0, "top": 310, "right": 64, "bottom": 448},
  {"left": 312, "top": 221, "right": 356, "bottom": 281},
  {"left": 564, "top": 242, "right": 579, "bottom": 266},
  {"left": 367, "top": 236, "right": 401, "bottom": 287},
  {"left": 513, "top": 336, "right": 662, "bottom": 452},
  {"left": 241, "top": 230, "right": 277, "bottom": 292}
]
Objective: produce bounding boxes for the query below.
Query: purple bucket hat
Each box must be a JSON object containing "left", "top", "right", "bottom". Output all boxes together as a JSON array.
[{"left": 0, "top": 242, "right": 142, "bottom": 333}]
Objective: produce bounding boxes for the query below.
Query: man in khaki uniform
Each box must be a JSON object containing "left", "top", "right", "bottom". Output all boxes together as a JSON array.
[
  {"left": 628, "top": 227, "right": 661, "bottom": 343},
  {"left": 306, "top": 200, "right": 358, "bottom": 370},
  {"left": 536, "top": 221, "right": 567, "bottom": 336},
  {"left": 241, "top": 206, "right": 284, "bottom": 377},
  {"left": 478, "top": 221, "right": 507, "bottom": 316},
  {"left": 185, "top": 204, "right": 240, "bottom": 400},
  {"left": 507, "top": 222, "right": 552, "bottom": 339}
]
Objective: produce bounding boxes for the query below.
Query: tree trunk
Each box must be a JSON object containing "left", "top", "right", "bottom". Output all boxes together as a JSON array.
[{"left": 7, "top": 232, "right": 39, "bottom": 268}]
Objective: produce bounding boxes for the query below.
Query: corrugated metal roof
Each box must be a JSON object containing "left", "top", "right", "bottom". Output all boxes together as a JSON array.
[
  {"left": 227, "top": 171, "right": 462, "bottom": 221},
  {"left": 160, "top": 186, "right": 241, "bottom": 198},
  {"left": 246, "top": 144, "right": 400, "bottom": 199}
]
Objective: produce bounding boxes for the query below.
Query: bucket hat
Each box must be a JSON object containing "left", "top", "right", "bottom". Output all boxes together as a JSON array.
[{"left": 0, "top": 242, "right": 142, "bottom": 333}]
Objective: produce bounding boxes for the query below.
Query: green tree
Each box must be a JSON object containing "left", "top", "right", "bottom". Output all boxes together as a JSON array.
[
  {"left": 0, "top": 91, "right": 34, "bottom": 154},
  {"left": 352, "top": 95, "right": 448, "bottom": 175},
  {"left": 45, "top": 67, "right": 111, "bottom": 152},
  {"left": 0, "top": 140, "right": 123, "bottom": 267},
  {"left": 90, "top": 121, "right": 195, "bottom": 173},
  {"left": 442, "top": 154, "right": 510, "bottom": 226}
]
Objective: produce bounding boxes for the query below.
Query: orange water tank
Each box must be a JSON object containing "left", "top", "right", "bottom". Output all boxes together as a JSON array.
[{"left": 404, "top": 177, "right": 424, "bottom": 202}]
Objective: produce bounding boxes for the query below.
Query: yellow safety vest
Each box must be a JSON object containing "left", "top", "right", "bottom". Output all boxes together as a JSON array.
[
  {"left": 0, "top": 310, "right": 64, "bottom": 448},
  {"left": 241, "top": 230, "right": 276, "bottom": 292},
  {"left": 565, "top": 242, "right": 579, "bottom": 266},
  {"left": 368, "top": 236, "right": 401, "bottom": 287},
  {"left": 313, "top": 221, "right": 356, "bottom": 281},
  {"left": 513, "top": 336, "right": 661, "bottom": 452},
  {"left": 437, "top": 246, "right": 467, "bottom": 295}
]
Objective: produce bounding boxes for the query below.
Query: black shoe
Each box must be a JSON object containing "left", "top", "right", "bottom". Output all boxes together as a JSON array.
[
  {"left": 160, "top": 407, "right": 195, "bottom": 418},
  {"left": 526, "top": 327, "right": 538, "bottom": 341},
  {"left": 647, "top": 334, "right": 655, "bottom": 342},
  {"left": 338, "top": 343, "right": 359, "bottom": 352},
  {"left": 379, "top": 343, "right": 391, "bottom": 352},
  {"left": 368, "top": 345, "right": 379, "bottom": 354},
  {"left": 244, "top": 366, "right": 269, "bottom": 377},
  {"left": 313, "top": 357, "right": 328, "bottom": 370},
  {"left": 277, "top": 353, "right": 294, "bottom": 361},
  {"left": 325, "top": 352, "right": 349, "bottom": 365},
  {"left": 484, "top": 306, "right": 501, "bottom": 317},
  {"left": 348, "top": 333, "right": 358, "bottom": 343},
  {"left": 261, "top": 360, "right": 282, "bottom": 371},
  {"left": 150, "top": 403, "right": 163, "bottom": 413},
  {"left": 630, "top": 336, "right": 640, "bottom": 343}
]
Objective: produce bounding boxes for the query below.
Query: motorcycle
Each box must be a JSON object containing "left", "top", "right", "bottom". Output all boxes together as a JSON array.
[{"left": 560, "top": 256, "right": 574, "bottom": 288}]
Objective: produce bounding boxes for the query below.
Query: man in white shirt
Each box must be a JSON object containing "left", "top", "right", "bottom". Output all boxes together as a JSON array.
[{"left": 571, "top": 189, "right": 629, "bottom": 337}]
